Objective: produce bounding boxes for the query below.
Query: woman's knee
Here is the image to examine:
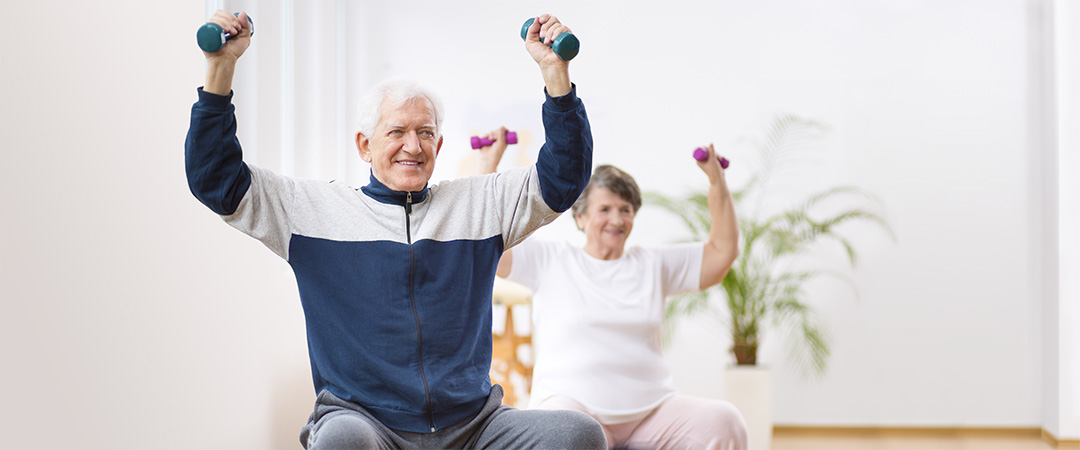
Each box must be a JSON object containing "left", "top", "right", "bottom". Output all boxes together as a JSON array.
[
  {"left": 657, "top": 396, "right": 748, "bottom": 449},
  {"left": 706, "top": 401, "right": 748, "bottom": 448}
]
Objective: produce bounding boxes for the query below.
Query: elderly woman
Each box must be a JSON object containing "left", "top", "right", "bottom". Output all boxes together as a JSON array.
[{"left": 477, "top": 129, "right": 747, "bottom": 450}]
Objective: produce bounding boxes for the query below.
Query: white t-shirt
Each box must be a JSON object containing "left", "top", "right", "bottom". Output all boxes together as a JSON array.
[{"left": 505, "top": 239, "right": 704, "bottom": 424}]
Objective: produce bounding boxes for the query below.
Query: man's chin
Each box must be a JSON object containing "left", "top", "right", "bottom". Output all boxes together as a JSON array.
[
  {"left": 382, "top": 174, "right": 430, "bottom": 192},
  {"left": 398, "top": 181, "right": 429, "bottom": 192}
]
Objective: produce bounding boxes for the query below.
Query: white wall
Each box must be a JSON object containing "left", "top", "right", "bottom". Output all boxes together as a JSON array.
[
  {"left": 1047, "top": 0, "right": 1080, "bottom": 440},
  {"left": 1, "top": 0, "right": 1074, "bottom": 448},
  {"left": 0, "top": 1, "right": 311, "bottom": 448}
]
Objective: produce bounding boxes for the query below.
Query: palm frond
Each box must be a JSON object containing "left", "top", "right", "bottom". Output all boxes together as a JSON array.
[
  {"left": 771, "top": 295, "right": 831, "bottom": 378},
  {"left": 788, "top": 320, "right": 831, "bottom": 379}
]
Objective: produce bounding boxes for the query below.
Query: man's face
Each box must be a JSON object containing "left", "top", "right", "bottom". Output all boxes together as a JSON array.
[{"left": 356, "top": 97, "right": 443, "bottom": 192}]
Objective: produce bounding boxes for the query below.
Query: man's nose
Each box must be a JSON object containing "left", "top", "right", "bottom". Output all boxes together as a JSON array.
[{"left": 403, "top": 131, "right": 422, "bottom": 154}]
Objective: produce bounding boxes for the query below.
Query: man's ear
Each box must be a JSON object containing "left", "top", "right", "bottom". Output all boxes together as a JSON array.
[
  {"left": 435, "top": 135, "right": 443, "bottom": 157},
  {"left": 356, "top": 131, "right": 372, "bottom": 163},
  {"left": 574, "top": 213, "right": 586, "bottom": 231}
]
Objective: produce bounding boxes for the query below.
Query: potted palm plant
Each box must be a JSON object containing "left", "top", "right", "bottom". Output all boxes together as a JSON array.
[{"left": 646, "top": 113, "right": 893, "bottom": 449}]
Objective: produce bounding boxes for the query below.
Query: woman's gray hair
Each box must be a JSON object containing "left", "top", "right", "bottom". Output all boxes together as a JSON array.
[
  {"left": 356, "top": 78, "right": 445, "bottom": 137},
  {"left": 571, "top": 165, "right": 643, "bottom": 219}
]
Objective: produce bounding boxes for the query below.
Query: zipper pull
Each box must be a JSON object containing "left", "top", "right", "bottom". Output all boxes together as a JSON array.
[{"left": 406, "top": 192, "right": 413, "bottom": 214}]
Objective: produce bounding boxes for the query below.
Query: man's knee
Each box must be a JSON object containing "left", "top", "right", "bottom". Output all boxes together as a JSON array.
[
  {"left": 306, "top": 413, "right": 384, "bottom": 450},
  {"left": 552, "top": 410, "right": 607, "bottom": 449}
]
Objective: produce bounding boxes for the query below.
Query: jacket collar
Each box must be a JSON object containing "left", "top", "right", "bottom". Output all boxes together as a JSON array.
[{"left": 360, "top": 171, "right": 429, "bottom": 206}]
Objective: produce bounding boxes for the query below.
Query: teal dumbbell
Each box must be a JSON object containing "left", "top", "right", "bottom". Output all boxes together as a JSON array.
[
  {"left": 197, "top": 12, "right": 254, "bottom": 53},
  {"left": 520, "top": 18, "right": 579, "bottom": 61}
]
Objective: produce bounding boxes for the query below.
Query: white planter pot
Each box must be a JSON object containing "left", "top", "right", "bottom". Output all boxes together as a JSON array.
[{"left": 724, "top": 366, "right": 772, "bottom": 450}]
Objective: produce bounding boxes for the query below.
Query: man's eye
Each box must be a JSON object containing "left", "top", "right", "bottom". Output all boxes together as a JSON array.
[
  {"left": 420, "top": 130, "right": 435, "bottom": 138},
  {"left": 389, "top": 130, "right": 404, "bottom": 136}
]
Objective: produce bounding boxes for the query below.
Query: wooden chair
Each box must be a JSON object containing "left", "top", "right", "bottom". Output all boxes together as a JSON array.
[{"left": 489, "top": 278, "right": 534, "bottom": 408}]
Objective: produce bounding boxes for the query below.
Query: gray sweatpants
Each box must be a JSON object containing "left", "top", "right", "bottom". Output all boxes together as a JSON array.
[{"left": 300, "top": 385, "right": 606, "bottom": 450}]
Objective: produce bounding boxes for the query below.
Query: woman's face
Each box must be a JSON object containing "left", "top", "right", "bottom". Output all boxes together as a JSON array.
[{"left": 575, "top": 187, "right": 635, "bottom": 253}]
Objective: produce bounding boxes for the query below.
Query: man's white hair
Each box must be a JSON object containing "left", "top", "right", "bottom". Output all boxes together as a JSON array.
[{"left": 356, "top": 78, "right": 445, "bottom": 138}]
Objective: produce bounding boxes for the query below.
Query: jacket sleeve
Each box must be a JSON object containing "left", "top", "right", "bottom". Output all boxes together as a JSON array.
[
  {"left": 185, "top": 88, "right": 252, "bottom": 216},
  {"left": 535, "top": 84, "right": 593, "bottom": 212}
]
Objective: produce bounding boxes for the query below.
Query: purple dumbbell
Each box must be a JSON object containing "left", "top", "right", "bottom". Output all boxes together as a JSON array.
[
  {"left": 693, "top": 147, "right": 730, "bottom": 169},
  {"left": 471, "top": 131, "right": 519, "bottom": 149}
]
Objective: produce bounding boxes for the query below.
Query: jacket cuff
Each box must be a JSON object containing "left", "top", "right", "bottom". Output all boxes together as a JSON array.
[
  {"left": 543, "top": 83, "right": 580, "bottom": 112},
  {"left": 196, "top": 87, "right": 234, "bottom": 111}
]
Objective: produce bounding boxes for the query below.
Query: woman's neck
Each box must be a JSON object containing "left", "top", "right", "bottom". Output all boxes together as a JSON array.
[{"left": 583, "top": 242, "right": 623, "bottom": 261}]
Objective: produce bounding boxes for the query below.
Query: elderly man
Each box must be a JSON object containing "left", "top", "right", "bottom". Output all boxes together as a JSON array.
[{"left": 185, "top": 11, "right": 602, "bottom": 449}]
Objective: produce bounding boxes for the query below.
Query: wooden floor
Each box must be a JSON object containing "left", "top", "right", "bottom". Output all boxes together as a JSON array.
[{"left": 771, "top": 427, "right": 1067, "bottom": 450}]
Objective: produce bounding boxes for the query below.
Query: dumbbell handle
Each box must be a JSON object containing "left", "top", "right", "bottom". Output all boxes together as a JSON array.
[
  {"left": 197, "top": 13, "right": 254, "bottom": 53},
  {"left": 472, "top": 132, "right": 518, "bottom": 149},
  {"left": 520, "top": 18, "right": 580, "bottom": 61},
  {"left": 693, "top": 148, "right": 730, "bottom": 169}
]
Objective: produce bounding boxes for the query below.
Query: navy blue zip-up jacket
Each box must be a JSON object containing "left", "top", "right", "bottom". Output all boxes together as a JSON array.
[{"left": 185, "top": 86, "right": 591, "bottom": 433}]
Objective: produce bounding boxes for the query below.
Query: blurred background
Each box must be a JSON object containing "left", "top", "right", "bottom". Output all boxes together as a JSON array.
[{"left": 1, "top": 0, "right": 1077, "bottom": 448}]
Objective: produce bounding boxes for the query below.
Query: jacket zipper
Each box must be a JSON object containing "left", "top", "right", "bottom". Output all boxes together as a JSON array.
[{"left": 405, "top": 192, "right": 437, "bottom": 432}]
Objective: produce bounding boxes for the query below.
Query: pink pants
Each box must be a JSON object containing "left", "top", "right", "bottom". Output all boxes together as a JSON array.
[{"left": 534, "top": 394, "right": 748, "bottom": 450}]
